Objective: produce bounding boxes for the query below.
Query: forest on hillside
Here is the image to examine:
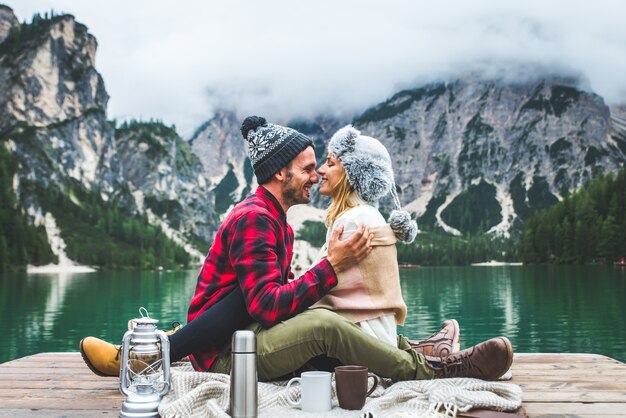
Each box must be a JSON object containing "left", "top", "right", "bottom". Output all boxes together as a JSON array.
[
  {"left": 520, "top": 168, "right": 626, "bottom": 264},
  {"left": 0, "top": 143, "right": 190, "bottom": 272}
]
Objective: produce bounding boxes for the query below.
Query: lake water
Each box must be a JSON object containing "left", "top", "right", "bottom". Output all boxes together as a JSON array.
[{"left": 1, "top": 265, "right": 625, "bottom": 364}]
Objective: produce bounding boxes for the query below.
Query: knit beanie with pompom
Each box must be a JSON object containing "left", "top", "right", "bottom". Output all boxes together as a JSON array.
[{"left": 240, "top": 116, "right": 313, "bottom": 184}]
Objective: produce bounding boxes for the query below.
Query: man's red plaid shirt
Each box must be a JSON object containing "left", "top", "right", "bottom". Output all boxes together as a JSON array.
[{"left": 187, "top": 186, "right": 338, "bottom": 371}]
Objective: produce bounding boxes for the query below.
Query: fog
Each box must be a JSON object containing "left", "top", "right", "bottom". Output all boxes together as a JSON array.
[{"left": 11, "top": 0, "right": 626, "bottom": 135}]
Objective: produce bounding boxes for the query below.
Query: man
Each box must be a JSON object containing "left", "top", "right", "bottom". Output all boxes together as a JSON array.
[{"left": 81, "top": 116, "right": 513, "bottom": 381}]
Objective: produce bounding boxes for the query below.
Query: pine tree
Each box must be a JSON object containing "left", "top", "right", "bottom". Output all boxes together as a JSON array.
[
  {"left": 560, "top": 218, "right": 575, "bottom": 264},
  {"left": 0, "top": 235, "right": 8, "bottom": 271},
  {"left": 597, "top": 215, "right": 619, "bottom": 261}
]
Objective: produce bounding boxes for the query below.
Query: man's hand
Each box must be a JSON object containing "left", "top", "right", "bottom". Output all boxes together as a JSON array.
[{"left": 326, "top": 224, "right": 373, "bottom": 273}]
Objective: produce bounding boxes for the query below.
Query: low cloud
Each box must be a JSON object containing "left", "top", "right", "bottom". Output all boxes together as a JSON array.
[{"left": 11, "top": 0, "right": 626, "bottom": 135}]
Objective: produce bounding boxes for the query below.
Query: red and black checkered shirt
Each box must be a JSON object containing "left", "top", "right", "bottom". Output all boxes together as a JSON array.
[{"left": 187, "top": 186, "right": 338, "bottom": 371}]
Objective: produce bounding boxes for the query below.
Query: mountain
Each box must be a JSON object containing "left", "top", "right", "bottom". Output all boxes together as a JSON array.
[
  {"left": 197, "top": 80, "right": 626, "bottom": 239},
  {"left": 0, "top": 7, "right": 211, "bottom": 270},
  {"left": 2, "top": 6, "right": 625, "bottom": 270},
  {"left": 351, "top": 80, "right": 626, "bottom": 236}
]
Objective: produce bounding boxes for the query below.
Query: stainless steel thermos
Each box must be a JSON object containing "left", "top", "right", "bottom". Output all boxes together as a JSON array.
[{"left": 230, "top": 330, "right": 258, "bottom": 418}]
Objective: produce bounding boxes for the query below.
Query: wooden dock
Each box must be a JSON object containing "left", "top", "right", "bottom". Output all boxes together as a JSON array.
[{"left": 0, "top": 352, "right": 624, "bottom": 417}]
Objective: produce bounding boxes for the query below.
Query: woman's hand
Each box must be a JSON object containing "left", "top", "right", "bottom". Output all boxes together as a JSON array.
[{"left": 326, "top": 224, "right": 373, "bottom": 273}]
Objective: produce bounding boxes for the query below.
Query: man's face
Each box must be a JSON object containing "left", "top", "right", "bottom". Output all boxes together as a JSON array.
[{"left": 281, "top": 147, "right": 319, "bottom": 207}]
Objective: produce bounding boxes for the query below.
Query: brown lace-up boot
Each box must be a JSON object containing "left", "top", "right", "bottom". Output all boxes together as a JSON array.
[
  {"left": 409, "top": 319, "right": 460, "bottom": 357},
  {"left": 425, "top": 336, "right": 513, "bottom": 381}
]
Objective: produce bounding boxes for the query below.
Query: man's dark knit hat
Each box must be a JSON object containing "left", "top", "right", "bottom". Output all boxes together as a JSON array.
[{"left": 240, "top": 116, "right": 314, "bottom": 184}]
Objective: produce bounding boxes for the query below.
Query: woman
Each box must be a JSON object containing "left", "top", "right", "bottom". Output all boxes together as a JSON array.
[{"left": 311, "top": 125, "right": 418, "bottom": 347}]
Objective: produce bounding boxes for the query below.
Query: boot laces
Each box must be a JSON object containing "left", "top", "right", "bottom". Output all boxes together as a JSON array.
[
  {"left": 423, "top": 330, "right": 439, "bottom": 341},
  {"left": 412, "top": 330, "right": 448, "bottom": 349},
  {"left": 441, "top": 350, "right": 475, "bottom": 377}
]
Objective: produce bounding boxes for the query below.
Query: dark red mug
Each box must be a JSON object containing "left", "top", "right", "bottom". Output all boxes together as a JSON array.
[{"left": 334, "top": 365, "right": 379, "bottom": 410}]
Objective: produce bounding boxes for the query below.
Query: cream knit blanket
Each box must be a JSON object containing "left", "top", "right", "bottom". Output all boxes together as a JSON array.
[{"left": 158, "top": 363, "right": 522, "bottom": 418}]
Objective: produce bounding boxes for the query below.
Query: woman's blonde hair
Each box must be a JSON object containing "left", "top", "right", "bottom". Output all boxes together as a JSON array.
[{"left": 325, "top": 171, "right": 363, "bottom": 228}]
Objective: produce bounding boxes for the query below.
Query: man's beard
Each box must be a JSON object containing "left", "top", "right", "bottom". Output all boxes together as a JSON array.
[{"left": 282, "top": 170, "right": 311, "bottom": 207}]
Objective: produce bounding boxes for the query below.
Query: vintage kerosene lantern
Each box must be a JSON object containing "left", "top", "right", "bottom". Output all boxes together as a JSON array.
[{"left": 118, "top": 308, "right": 171, "bottom": 418}]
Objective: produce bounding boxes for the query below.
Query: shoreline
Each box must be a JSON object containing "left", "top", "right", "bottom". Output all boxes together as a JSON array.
[{"left": 27, "top": 264, "right": 97, "bottom": 274}]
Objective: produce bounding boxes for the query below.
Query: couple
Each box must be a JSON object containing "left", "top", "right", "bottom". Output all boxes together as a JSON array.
[{"left": 80, "top": 116, "right": 513, "bottom": 382}]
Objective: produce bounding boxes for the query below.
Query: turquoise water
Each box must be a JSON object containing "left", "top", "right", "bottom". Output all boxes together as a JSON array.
[
  {"left": 1, "top": 265, "right": 624, "bottom": 364},
  {"left": 398, "top": 266, "right": 626, "bottom": 362}
]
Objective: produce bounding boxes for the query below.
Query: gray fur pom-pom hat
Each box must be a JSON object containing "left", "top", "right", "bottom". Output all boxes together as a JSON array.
[{"left": 328, "top": 125, "right": 418, "bottom": 243}]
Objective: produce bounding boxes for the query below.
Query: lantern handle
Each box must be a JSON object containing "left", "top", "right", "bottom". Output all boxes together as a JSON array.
[
  {"left": 118, "top": 330, "right": 134, "bottom": 397},
  {"left": 157, "top": 330, "right": 171, "bottom": 396},
  {"left": 139, "top": 307, "right": 150, "bottom": 319}
]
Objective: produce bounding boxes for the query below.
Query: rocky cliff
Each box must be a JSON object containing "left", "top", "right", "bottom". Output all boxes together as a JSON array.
[
  {"left": 351, "top": 80, "right": 626, "bottom": 236},
  {"left": 0, "top": 7, "right": 211, "bottom": 267}
]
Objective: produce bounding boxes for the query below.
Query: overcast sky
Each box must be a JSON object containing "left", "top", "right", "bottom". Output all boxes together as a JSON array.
[{"left": 9, "top": 1, "right": 626, "bottom": 136}]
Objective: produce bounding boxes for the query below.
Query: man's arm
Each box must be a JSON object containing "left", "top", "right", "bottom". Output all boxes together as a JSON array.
[
  {"left": 326, "top": 224, "right": 373, "bottom": 272},
  {"left": 229, "top": 212, "right": 337, "bottom": 328}
]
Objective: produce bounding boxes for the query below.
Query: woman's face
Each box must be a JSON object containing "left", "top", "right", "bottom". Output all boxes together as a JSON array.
[{"left": 317, "top": 153, "right": 345, "bottom": 196}]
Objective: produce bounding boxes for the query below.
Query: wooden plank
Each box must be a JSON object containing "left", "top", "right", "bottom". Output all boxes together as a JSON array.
[
  {"left": 0, "top": 374, "right": 115, "bottom": 381},
  {"left": 520, "top": 390, "right": 626, "bottom": 402},
  {"left": 515, "top": 380, "right": 626, "bottom": 390},
  {"left": 0, "top": 380, "right": 118, "bottom": 389},
  {"left": 0, "top": 367, "right": 114, "bottom": 375},
  {"left": 2, "top": 355, "right": 89, "bottom": 363},
  {"left": 0, "top": 352, "right": 81, "bottom": 362},
  {"left": 510, "top": 362, "right": 625, "bottom": 370},
  {"left": 0, "top": 409, "right": 119, "bottom": 417},
  {"left": 0, "top": 398, "right": 120, "bottom": 410},
  {"left": 1, "top": 361, "right": 93, "bottom": 369},
  {"left": 510, "top": 368, "right": 626, "bottom": 376},
  {"left": 506, "top": 375, "right": 626, "bottom": 383},
  {"left": 511, "top": 361, "right": 626, "bottom": 370},
  {"left": 0, "top": 389, "right": 121, "bottom": 399},
  {"left": 513, "top": 353, "right": 620, "bottom": 362},
  {"left": 523, "top": 402, "right": 626, "bottom": 415},
  {"left": 0, "top": 352, "right": 624, "bottom": 417}
]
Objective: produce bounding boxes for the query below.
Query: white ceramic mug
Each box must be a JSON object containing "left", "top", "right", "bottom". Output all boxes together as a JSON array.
[{"left": 286, "top": 371, "right": 332, "bottom": 412}]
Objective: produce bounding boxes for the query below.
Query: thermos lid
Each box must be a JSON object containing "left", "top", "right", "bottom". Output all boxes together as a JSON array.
[{"left": 232, "top": 330, "right": 256, "bottom": 353}]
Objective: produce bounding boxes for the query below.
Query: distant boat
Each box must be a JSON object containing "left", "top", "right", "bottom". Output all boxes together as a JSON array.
[
  {"left": 615, "top": 258, "right": 626, "bottom": 267},
  {"left": 471, "top": 260, "right": 523, "bottom": 266},
  {"left": 399, "top": 264, "right": 420, "bottom": 269}
]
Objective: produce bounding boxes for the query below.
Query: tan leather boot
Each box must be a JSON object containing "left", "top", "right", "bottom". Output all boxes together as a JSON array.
[
  {"left": 426, "top": 336, "right": 513, "bottom": 381},
  {"left": 80, "top": 323, "right": 183, "bottom": 376},
  {"left": 409, "top": 319, "right": 460, "bottom": 357},
  {"left": 166, "top": 321, "right": 182, "bottom": 336},
  {"left": 79, "top": 337, "right": 122, "bottom": 377}
]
